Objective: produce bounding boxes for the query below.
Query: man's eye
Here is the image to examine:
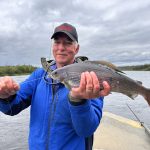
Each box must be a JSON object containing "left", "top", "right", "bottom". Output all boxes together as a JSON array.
[
  {"left": 65, "top": 41, "right": 73, "bottom": 45},
  {"left": 54, "top": 41, "right": 60, "bottom": 44},
  {"left": 53, "top": 40, "right": 73, "bottom": 46}
]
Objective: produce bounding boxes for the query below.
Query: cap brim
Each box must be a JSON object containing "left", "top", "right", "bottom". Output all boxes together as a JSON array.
[{"left": 51, "top": 31, "right": 76, "bottom": 42}]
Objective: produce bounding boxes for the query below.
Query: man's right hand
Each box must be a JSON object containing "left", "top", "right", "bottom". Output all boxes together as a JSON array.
[{"left": 0, "top": 76, "right": 20, "bottom": 99}]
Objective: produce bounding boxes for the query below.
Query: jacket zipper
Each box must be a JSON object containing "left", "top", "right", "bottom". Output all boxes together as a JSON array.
[{"left": 46, "top": 80, "right": 56, "bottom": 150}]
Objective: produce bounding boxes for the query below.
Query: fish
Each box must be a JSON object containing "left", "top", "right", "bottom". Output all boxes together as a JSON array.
[
  {"left": 50, "top": 61, "right": 150, "bottom": 106},
  {"left": 41, "top": 57, "right": 124, "bottom": 74}
]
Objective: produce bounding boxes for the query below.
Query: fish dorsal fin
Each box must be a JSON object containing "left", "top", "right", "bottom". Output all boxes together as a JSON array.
[
  {"left": 62, "top": 80, "right": 72, "bottom": 90},
  {"left": 87, "top": 60, "right": 125, "bottom": 74}
]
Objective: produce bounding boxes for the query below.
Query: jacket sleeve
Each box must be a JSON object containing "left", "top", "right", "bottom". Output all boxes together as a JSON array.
[
  {"left": 0, "top": 69, "right": 43, "bottom": 116},
  {"left": 68, "top": 97, "right": 103, "bottom": 137}
]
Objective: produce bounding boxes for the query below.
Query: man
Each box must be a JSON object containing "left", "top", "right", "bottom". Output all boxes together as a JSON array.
[{"left": 0, "top": 23, "right": 110, "bottom": 150}]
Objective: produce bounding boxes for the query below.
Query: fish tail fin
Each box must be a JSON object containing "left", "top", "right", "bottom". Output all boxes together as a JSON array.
[{"left": 143, "top": 88, "right": 150, "bottom": 106}]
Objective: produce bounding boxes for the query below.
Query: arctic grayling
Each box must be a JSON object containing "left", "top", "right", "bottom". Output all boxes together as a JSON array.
[{"left": 50, "top": 61, "right": 150, "bottom": 106}]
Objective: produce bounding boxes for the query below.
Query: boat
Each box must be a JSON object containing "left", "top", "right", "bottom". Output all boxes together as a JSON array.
[{"left": 93, "top": 112, "right": 150, "bottom": 150}]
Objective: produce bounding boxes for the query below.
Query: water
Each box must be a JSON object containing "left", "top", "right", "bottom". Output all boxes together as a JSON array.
[{"left": 0, "top": 72, "right": 150, "bottom": 150}]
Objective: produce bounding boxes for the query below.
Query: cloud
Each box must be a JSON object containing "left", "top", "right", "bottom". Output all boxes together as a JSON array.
[{"left": 0, "top": 0, "right": 150, "bottom": 66}]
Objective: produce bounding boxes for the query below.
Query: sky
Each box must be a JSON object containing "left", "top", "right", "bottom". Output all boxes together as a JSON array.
[{"left": 0, "top": 0, "right": 150, "bottom": 66}]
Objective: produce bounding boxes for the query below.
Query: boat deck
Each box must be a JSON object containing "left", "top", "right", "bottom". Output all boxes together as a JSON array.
[{"left": 93, "top": 112, "right": 150, "bottom": 150}]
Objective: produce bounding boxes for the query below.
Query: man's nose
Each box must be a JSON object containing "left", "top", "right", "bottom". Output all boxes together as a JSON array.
[{"left": 57, "top": 42, "right": 66, "bottom": 50}]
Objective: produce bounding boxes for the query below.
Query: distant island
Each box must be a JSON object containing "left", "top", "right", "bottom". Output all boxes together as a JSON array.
[{"left": 0, "top": 64, "right": 150, "bottom": 76}]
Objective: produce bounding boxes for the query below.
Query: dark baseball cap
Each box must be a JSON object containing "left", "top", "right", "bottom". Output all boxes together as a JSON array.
[{"left": 51, "top": 23, "right": 78, "bottom": 42}]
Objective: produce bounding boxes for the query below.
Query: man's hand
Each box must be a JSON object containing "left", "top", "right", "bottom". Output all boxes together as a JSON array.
[
  {"left": 0, "top": 76, "right": 20, "bottom": 99},
  {"left": 69, "top": 71, "right": 110, "bottom": 101}
]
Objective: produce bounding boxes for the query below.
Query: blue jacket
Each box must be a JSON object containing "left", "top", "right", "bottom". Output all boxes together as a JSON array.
[{"left": 0, "top": 65, "right": 104, "bottom": 150}]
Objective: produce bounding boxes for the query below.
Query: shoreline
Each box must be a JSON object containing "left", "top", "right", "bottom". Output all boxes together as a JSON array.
[
  {"left": 0, "top": 65, "right": 38, "bottom": 76},
  {"left": 0, "top": 64, "right": 150, "bottom": 76}
]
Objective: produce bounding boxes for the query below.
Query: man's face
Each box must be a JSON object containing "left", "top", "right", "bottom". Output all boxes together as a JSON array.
[{"left": 52, "top": 33, "right": 79, "bottom": 67}]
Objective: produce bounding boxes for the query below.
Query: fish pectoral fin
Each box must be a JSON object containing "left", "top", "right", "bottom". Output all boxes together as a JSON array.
[{"left": 63, "top": 81, "right": 71, "bottom": 90}]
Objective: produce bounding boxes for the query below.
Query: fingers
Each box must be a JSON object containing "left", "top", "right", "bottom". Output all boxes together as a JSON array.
[
  {"left": 99, "top": 81, "right": 111, "bottom": 96},
  {"left": 13, "top": 82, "right": 20, "bottom": 91},
  {"left": 85, "top": 72, "right": 93, "bottom": 95},
  {"left": 90, "top": 72, "right": 100, "bottom": 97},
  {"left": 70, "top": 72, "right": 86, "bottom": 98},
  {"left": 0, "top": 76, "right": 19, "bottom": 98},
  {"left": 70, "top": 71, "right": 111, "bottom": 100},
  {"left": 70, "top": 71, "right": 100, "bottom": 99},
  {"left": 79, "top": 72, "right": 86, "bottom": 92},
  {"left": 70, "top": 72, "right": 92, "bottom": 99}
]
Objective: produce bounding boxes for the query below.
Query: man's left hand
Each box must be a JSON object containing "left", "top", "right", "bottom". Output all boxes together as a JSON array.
[{"left": 69, "top": 71, "right": 111, "bottom": 101}]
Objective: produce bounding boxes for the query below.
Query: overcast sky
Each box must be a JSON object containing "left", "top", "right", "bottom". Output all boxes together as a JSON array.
[{"left": 0, "top": 0, "right": 150, "bottom": 66}]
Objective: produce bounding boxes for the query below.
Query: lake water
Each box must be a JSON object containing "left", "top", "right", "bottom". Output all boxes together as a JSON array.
[{"left": 0, "top": 71, "right": 150, "bottom": 150}]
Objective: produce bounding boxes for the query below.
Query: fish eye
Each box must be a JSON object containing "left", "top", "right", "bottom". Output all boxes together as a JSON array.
[{"left": 54, "top": 71, "right": 57, "bottom": 75}]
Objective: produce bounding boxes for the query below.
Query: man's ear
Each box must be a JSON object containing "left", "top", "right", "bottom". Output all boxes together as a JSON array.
[{"left": 75, "top": 44, "right": 80, "bottom": 54}]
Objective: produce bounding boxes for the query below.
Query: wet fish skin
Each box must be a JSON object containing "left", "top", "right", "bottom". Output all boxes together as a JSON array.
[{"left": 50, "top": 62, "right": 150, "bottom": 106}]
